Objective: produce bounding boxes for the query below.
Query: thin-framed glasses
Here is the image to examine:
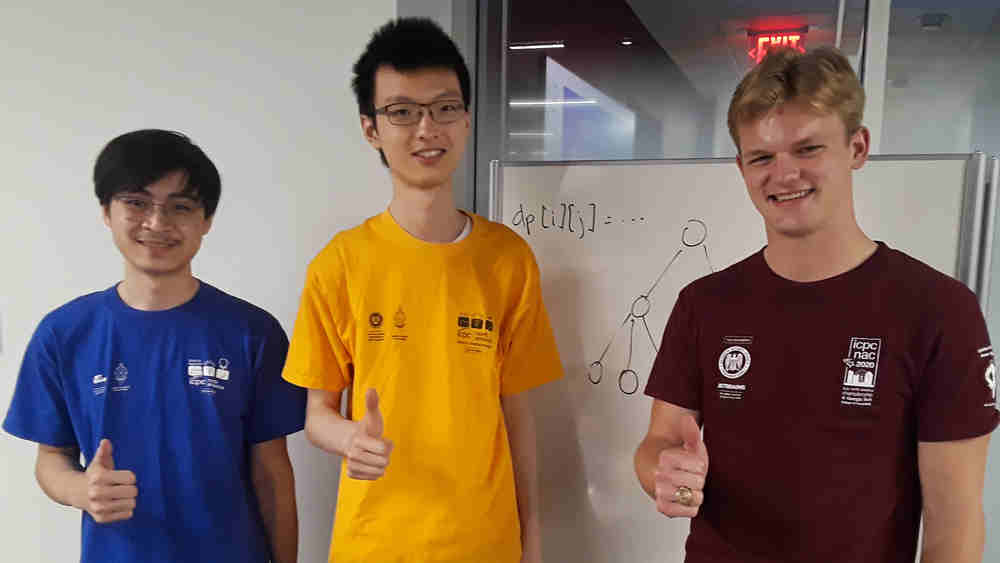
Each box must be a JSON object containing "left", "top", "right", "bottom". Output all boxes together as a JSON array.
[
  {"left": 112, "top": 195, "right": 203, "bottom": 222},
  {"left": 374, "top": 99, "right": 466, "bottom": 126}
]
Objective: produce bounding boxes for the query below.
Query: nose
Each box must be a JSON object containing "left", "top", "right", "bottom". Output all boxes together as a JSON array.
[
  {"left": 773, "top": 152, "right": 801, "bottom": 184},
  {"left": 141, "top": 204, "right": 172, "bottom": 230},
  {"left": 414, "top": 108, "right": 442, "bottom": 138}
]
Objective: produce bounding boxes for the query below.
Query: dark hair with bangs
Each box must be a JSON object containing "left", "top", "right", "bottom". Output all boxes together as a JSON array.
[
  {"left": 93, "top": 129, "right": 222, "bottom": 217},
  {"left": 351, "top": 17, "right": 471, "bottom": 166}
]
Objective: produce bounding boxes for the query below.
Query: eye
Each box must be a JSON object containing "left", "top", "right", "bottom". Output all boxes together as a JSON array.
[
  {"left": 388, "top": 107, "right": 413, "bottom": 118},
  {"left": 799, "top": 145, "right": 823, "bottom": 154},
  {"left": 748, "top": 155, "right": 772, "bottom": 166},
  {"left": 173, "top": 204, "right": 195, "bottom": 215},
  {"left": 438, "top": 102, "right": 461, "bottom": 113},
  {"left": 123, "top": 198, "right": 149, "bottom": 209}
]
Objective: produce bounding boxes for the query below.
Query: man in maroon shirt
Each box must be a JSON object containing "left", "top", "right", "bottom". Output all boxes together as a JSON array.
[{"left": 634, "top": 46, "right": 998, "bottom": 562}]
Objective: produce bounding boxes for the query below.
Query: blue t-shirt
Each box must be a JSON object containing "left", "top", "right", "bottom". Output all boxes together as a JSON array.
[{"left": 3, "top": 282, "right": 307, "bottom": 563}]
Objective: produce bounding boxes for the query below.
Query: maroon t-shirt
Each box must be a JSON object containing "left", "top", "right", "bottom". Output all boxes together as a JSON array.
[{"left": 645, "top": 242, "right": 999, "bottom": 562}]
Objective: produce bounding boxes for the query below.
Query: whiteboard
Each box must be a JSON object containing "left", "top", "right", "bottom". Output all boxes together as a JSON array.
[{"left": 494, "top": 156, "right": 971, "bottom": 562}]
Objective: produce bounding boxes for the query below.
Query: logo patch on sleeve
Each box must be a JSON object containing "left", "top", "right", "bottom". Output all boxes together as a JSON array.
[{"left": 981, "top": 346, "right": 996, "bottom": 408}]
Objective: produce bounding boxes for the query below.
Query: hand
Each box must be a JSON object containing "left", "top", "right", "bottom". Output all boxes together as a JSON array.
[
  {"left": 79, "top": 439, "right": 138, "bottom": 523},
  {"left": 653, "top": 415, "right": 708, "bottom": 518},
  {"left": 343, "top": 388, "right": 393, "bottom": 480}
]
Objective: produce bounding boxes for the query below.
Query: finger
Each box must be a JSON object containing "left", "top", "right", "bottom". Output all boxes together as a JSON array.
[
  {"left": 93, "top": 469, "right": 137, "bottom": 486},
  {"left": 347, "top": 449, "right": 391, "bottom": 469},
  {"left": 679, "top": 416, "right": 704, "bottom": 456},
  {"left": 351, "top": 433, "right": 392, "bottom": 456},
  {"left": 93, "top": 508, "right": 135, "bottom": 524},
  {"left": 657, "top": 450, "right": 707, "bottom": 475},
  {"left": 346, "top": 462, "right": 387, "bottom": 480},
  {"left": 654, "top": 469, "right": 706, "bottom": 492},
  {"left": 656, "top": 483, "right": 705, "bottom": 508},
  {"left": 362, "top": 388, "right": 384, "bottom": 438},
  {"left": 93, "top": 439, "right": 115, "bottom": 470},
  {"left": 107, "top": 484, "right": 139, "bottom": 500}
]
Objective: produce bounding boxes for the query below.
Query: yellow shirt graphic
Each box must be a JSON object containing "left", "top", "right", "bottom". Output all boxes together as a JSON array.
[{"left": 283, "top": 211, "right": 563, "bottom": 562}]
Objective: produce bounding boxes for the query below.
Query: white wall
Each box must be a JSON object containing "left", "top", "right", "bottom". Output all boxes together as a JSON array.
[{"left": 0, "top": 2, "right": 394, "bottom": 561}]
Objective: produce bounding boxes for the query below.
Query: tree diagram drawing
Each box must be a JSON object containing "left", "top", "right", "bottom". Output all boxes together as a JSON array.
[{"left": 588, "top": 219, "right": 715, "bottom": 395}]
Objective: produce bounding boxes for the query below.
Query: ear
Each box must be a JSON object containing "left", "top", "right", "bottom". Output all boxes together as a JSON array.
[
  {"left": 102, "top": 204, "right": 111, "bottom": 228},
  {"left": 361, "top": 114, "right": 381, "bottom": 151},
  {"left": 849, "top": 126, "right": 871, "bottom": 170},
  {"left": 200, "top": 214, "right": 213, "bottom": 237}
]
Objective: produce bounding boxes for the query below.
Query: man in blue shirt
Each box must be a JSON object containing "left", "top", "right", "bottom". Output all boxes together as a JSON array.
[{"left": 4, "top": 129, "right": 306, "bottom": 562}]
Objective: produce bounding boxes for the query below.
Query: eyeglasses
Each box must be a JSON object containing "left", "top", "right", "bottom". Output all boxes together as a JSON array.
[
  {"left": 113, "top": 195, "right": 203, "bottom": 222},
  {"left": 374, "top": 100, "right": 466, "bottom": 126}
]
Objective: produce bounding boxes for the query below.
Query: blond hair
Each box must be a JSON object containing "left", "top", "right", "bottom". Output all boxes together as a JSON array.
[{"left": 727, "top": 46, "right": 865, "bottom": 152}]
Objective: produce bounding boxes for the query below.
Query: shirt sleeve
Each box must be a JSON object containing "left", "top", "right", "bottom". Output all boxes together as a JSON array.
[
  {"left": 282, "top": 257, "right": 354, "bottom": 392},
  {"left": 915, "top": 282, "right": 999, "bottom": 442},
  {"left": 498, "top": 249, "right": 564, "bottom": 396},
  {"left": 3, "top": 320, "right": 78, "bottom": 447},
  {"left": 249, "top": 317, "right": 307, "bottom": 443},
  {"left": 644, "top": 287, "right": 701, "bottom": 411}
]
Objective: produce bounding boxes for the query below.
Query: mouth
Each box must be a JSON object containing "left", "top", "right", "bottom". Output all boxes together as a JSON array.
[
  {"left": 135, "top": 239, "right": 178, "bottom": 248},
  {"left": 767, "top": 188, "right": 815, "bottom": 204},
  {"left": 413, "top": 149, "right": 446, "bottom": 162}
]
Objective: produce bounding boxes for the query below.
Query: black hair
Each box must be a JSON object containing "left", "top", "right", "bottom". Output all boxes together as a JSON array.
[
  {"left": 351, "top": 17, "right": 471, "bottom": 166},
  {"left": 93, "top": 129, "right": 222, "bottom": 217}
]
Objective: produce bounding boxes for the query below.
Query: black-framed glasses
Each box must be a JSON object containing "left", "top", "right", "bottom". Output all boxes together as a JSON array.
[
  {"left": 374, "top": 100, "right": 466, "bottom": 126},
  {"left": 112, "top": 195, "right": 203, "bottom": 222}
]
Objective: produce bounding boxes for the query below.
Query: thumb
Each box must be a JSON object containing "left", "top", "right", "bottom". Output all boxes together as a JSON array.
[
  {"left": 94, "top": 439, "right": 115, "bottom": 470},
  {"left": 680, "top": 416, "right": 706, "bottom": 459},
  {"left": 362, "top": 388, "right": 384, "bottom": 438}
]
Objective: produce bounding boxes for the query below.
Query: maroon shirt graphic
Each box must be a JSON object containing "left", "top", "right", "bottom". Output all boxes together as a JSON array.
[{"left": 646, "top": 242, "right": 999, "bottom": 562}]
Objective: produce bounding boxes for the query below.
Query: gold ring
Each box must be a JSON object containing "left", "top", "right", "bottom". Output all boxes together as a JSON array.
[{"left": 674, "top": 486, "right": 694, "bottom": 507}]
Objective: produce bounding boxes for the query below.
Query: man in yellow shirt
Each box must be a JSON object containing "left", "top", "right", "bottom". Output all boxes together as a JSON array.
[{"left": 282, "top": 17, "right": 564, "bottom": 563}]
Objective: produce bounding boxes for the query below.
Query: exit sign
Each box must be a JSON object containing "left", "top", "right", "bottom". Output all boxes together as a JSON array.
[{"left": 748, "top": 29, "right": 808, "bottom": 63}]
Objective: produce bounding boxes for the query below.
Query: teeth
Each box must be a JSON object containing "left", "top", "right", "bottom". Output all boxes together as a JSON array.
[
  {"left": 774, "top": 189, "right": 811, "bottom": 202},
  {"left": 415, "top": 150, "right": 444, "bottom": 157}
]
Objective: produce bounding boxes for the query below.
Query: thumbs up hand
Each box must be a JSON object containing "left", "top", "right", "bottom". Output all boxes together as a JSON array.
[
  {"left": 653, "top": 416, "right": 709, "bottom": 518},
  {"left": 344, "top": 388, "right": 393, "bottom": 481},
  {"left": 80, "top": 439, "right": 138, "bottom": 523}
]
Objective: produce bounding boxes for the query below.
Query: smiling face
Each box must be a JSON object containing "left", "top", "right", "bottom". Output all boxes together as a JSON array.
[
  {"left": 102, "top": 170, "right": 212, "bottom": 280},
  {"left": 361, "top": 65, "right": 471, "bottom": 193},
  {"left": 736, "top": 101, "right": 870, "bottom": 241}
]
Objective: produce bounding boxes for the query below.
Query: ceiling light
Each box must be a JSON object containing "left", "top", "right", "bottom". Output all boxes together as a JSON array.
[
  {"left": 509, "top": 42, "right": 565, "bottom": 50},
  {"left": 508, "top": 99, "right": 598, "bottom": 107}
]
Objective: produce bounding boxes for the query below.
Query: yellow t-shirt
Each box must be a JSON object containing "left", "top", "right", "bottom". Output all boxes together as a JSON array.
[{"left": 283, "top": 211, "right": 563, "bottom": 563}]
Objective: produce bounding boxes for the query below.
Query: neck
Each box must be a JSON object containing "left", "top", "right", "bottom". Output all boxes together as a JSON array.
[
  {"left": 763, "top": 224, "right": 877, "bottom": 282},
  {"left": 388, "top": 181, "right": 466, "bottom": 243},
  {"left": 117, "top": 267, "right": 200, "bottom": 311}
]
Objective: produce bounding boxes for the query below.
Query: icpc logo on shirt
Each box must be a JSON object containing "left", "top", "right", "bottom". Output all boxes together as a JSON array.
[
  {"left": 187, "top": 357, "right": 231, "bottom": 395},
  {"left": 840, "top": 337, "right": 882, "bottom": 407},
  {"left": 456, "top": 312, "right": 496, "bottom": 353}
]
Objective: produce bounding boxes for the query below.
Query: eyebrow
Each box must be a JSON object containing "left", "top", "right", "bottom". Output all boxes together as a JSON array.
[
  {"left": 127, "top": 189, "right": 199, "bottom": 200},
  {"left": 743, "top": 136, "right": 825, "bottom": 159},
  {"left": 380, "top": 90, "right": 463, "bottom": 105}
]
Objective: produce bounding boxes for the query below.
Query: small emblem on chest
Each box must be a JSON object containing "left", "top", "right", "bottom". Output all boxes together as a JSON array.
[
  {"left": 716, "top": 337, "right": 753, "bottom": 401},
  {"left": 841, "top": 337, "right": 882, "bottom": 407}
]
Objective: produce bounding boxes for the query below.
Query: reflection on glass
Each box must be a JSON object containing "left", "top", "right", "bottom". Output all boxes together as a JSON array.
[{"left": 504, "top": 0, "right": 867, "bottom": 162}]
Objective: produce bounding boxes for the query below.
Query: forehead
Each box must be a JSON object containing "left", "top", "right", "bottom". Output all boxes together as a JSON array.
[
  {"left": 737, "top": 102, "right": 846, "bottom": 151},
  {"left": 373, "top": 65, "right": 462, "bottom": 105},
  {"left": 136, "top": 170, "right": 196, "bottom": 199}
]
